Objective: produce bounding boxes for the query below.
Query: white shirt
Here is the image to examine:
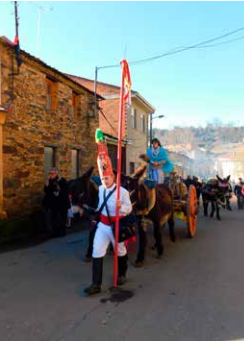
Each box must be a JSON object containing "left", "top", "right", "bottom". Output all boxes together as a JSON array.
[{"left": 97, "top": 183, "right": 132, "bottom": 217}]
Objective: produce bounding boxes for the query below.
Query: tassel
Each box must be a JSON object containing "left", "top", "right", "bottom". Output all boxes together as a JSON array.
[{"left": 125, "top": 236, "right": 136, "bottom": 252}]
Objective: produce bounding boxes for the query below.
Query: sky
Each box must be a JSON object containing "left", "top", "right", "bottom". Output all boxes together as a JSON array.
[{"left": 1, "top": 1, "right": 244, "bottom": 130}]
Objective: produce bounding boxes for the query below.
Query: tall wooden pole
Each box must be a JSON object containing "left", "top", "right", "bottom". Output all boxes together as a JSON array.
[{"left": 113, "top": 62, "right": 125, "bottom": 287}]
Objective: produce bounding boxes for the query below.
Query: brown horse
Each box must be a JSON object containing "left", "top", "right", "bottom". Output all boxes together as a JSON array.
[{"left": 121, "top": 165, "right": 175, "bottom": 266}]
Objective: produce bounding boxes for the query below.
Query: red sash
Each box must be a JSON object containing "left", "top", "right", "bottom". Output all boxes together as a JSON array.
[
  {"left": 100, "top": 214, "right": 136, "bottom": 248},
  {"left": 100, "top": 214, "right": 123, "bottom": 226}
]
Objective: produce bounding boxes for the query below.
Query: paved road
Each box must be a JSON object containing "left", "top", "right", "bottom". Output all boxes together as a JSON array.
[{"left": 1, "top": 203, "right": 244, "bottom": 341}]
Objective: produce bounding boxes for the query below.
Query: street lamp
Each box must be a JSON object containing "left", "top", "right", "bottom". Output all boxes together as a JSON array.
[{"left": 149, "top": 114, "right": 165, "bottom": 145}]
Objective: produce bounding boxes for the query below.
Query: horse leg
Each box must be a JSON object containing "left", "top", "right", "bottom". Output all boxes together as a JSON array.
[
  {"left": 226, "top": 196, "right": 232, "bottom": 211},
  {"left": 153, "top": 221, "right": 164, "bottom": 259},
  {"left": 216, "top": 202, "right": 221, "bottom": 220},
  {"left": 135, "top": 217, "right": 147, "bottom": 267},
  {"left": 168, "top": 214, "right": 176, "bottom": 242},
  {"left": 210, "top": 202, "right": 215, "bottom": 218}
]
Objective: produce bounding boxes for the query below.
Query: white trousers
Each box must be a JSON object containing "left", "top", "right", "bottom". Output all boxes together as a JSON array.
[{"left": 92, "top": 222, "right": 127, "bottom": 258}]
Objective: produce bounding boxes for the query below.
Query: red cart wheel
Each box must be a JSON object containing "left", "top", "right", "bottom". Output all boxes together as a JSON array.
[{"left": 187, "top": 185, "right": 198, "bottom": 238}]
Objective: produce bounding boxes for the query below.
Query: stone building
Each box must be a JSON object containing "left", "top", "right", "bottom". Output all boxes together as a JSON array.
[
  {"left": 67, "top": 75, "right": 155, "bottom": 175},
  {"left": 0, "top": 36, "right": 100, "bottom": 219}
]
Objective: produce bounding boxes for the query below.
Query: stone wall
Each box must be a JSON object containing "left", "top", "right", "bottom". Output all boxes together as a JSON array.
[{"left": 0, "top": 41, "right": 98, "bottom": 218}]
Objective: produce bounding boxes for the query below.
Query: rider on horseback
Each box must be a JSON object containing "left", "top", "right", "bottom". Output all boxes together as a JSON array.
[{"left": 146, "top": 137, "right": 173, "bottom": 184}]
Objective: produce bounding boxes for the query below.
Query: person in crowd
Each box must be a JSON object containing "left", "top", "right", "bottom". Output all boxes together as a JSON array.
[
  {"left": 42, "top": 168, "right": 69, "bottom": 237},
  {"left": 234, "top": 177, "right": 244, "bottom": 209},
  {"left": 242, "top": 183, "right": 244, "bottom": 198},
  {"left": 84, "top": 169, "right": 132, "bottom": 296},
  {"left": 184, "top": 175, "right": 193, "bottom": 189},
  {"left": 169, "top": 172, "right": 188, "bottom": 198},
  {"left": 192, "top": 176, "right": 202, "bottom": 200},
  {"left": 146, "top": 137, "right": 173, "bottom": 184}
]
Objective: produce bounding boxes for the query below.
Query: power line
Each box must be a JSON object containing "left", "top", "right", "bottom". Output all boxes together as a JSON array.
[
  {"left": 98, "top": 108, "right": 118, "bottom": 134},
  {"left": 97, "top": 25, "right": 244, "bottom": 70},
  {"left": 189, "top": 34, "right": 244, "bottom": 49},
  {"left": 130, "top": 26, "right": 244, "bottom": 66},
  {"left": 96, "top": 25, "right": 244, "bottom": 138}
]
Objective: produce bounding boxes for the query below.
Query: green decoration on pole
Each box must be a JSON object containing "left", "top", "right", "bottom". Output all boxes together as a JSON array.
[{"left": 95, "top": 128, "right": 104, "bottom": 143}]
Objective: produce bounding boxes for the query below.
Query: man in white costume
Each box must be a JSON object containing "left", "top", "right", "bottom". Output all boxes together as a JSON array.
[{"left": 84, "top": 172, "right": 132, "bottom": 295}]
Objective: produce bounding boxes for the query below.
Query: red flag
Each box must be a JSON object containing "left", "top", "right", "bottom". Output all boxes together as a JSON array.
[{"left": 121, "top": 59, "right": 131, "bottom": 104}]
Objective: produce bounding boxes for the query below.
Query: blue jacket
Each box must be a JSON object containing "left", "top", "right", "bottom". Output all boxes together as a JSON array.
[{"left": 147, "top": 146, "right": 173, "bottom": 173}]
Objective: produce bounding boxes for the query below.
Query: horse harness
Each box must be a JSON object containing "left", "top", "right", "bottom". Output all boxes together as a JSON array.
[{"left": 135, "top": 182, "right": 156, "bottom": 216}]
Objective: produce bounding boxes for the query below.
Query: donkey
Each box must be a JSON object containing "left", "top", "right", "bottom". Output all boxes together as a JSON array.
[
  {"left": 202, "top": 175, "right": 232, "bottom": 220},
  {"left": 69, "top": 166, "right": 175, "bottom": 266},
  {"left": 121, "top": 165, "right": 175, "bottom": 267},
  {"left": 67, "top": 167, "right": 99, "bottom": 218}
]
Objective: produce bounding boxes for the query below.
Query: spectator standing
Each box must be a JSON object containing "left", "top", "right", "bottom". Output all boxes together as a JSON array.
[
  {"left": 42, "top": 168, "right": 69, "bottom": 237},
  {"left": 234, "top": 177, "right": 244, "bottom": 209}
]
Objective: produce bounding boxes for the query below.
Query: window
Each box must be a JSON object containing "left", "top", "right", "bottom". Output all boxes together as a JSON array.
[
  {"left": 46, "top": 78, "right": 56, "bottom": 110},
  {"left": 129, "top": 162, "right": 135, "bottom": 175},
  {"left": 71, "top": 149, "right": 79, "bottom": 178},
  {"left": 72, "top": 91, "right": 79, "bottom": 118},
  {"left": 44, "top": 146, "right": 56, "bottom": 179},
  {"left": 131, "top": 108, "right": 137, "bottom": 129},
  {"left": 140, "top": 114, "right": 146, "bottom": 133}
]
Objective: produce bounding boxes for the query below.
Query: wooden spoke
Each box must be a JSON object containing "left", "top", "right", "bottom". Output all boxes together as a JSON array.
[{"left": 187, "top": 185, "right": 198, "bottom": 238}]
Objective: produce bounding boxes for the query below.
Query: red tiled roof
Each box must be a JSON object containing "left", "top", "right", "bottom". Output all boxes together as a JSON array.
[
  {"left": 66, "top": 74, "right": 155, "bottom": 112},
  {"left": 66, "top": 74, "right": 137, "bottom": 95}
]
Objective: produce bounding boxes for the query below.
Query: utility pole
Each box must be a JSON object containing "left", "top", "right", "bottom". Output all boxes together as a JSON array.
[
  {"left": 14, "top": 1, "right": 19, "bottom": 39},
  {"left": 93, "top": 62, "right": 120, "bottom": 118},
  {"left": 13, "top": 1, "right": 22, "bottom": 68},
  {"left": 149, "top": 114, "right": 165, "bottom": 146},
  {"left": 149, "top": 113, "right": 153, "bottom": 146}
]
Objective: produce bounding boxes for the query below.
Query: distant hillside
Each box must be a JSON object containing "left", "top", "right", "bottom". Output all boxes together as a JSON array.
[{"left": 154, "top": 124, "right": 244, "bottom": 150}]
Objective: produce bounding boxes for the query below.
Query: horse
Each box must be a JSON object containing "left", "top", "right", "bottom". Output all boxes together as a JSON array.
[
  {"left": 120, "top": 165, "right": 175, "bottom": 267},
  {"left": 202, "top": 175, "right": 232, "bottom": 220}
]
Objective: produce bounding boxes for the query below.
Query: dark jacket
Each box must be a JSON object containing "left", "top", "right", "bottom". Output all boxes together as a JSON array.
[
  {"left": 234, "top": 183, "right": 244, "bottom": 197},
  {"left": 43, "top": 176, "right": 69, "bottom": 211}
]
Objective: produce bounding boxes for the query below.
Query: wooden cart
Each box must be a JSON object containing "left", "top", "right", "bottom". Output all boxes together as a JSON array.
[{"left": 173, "top": 185, "right": 198, "bottom": 238}]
